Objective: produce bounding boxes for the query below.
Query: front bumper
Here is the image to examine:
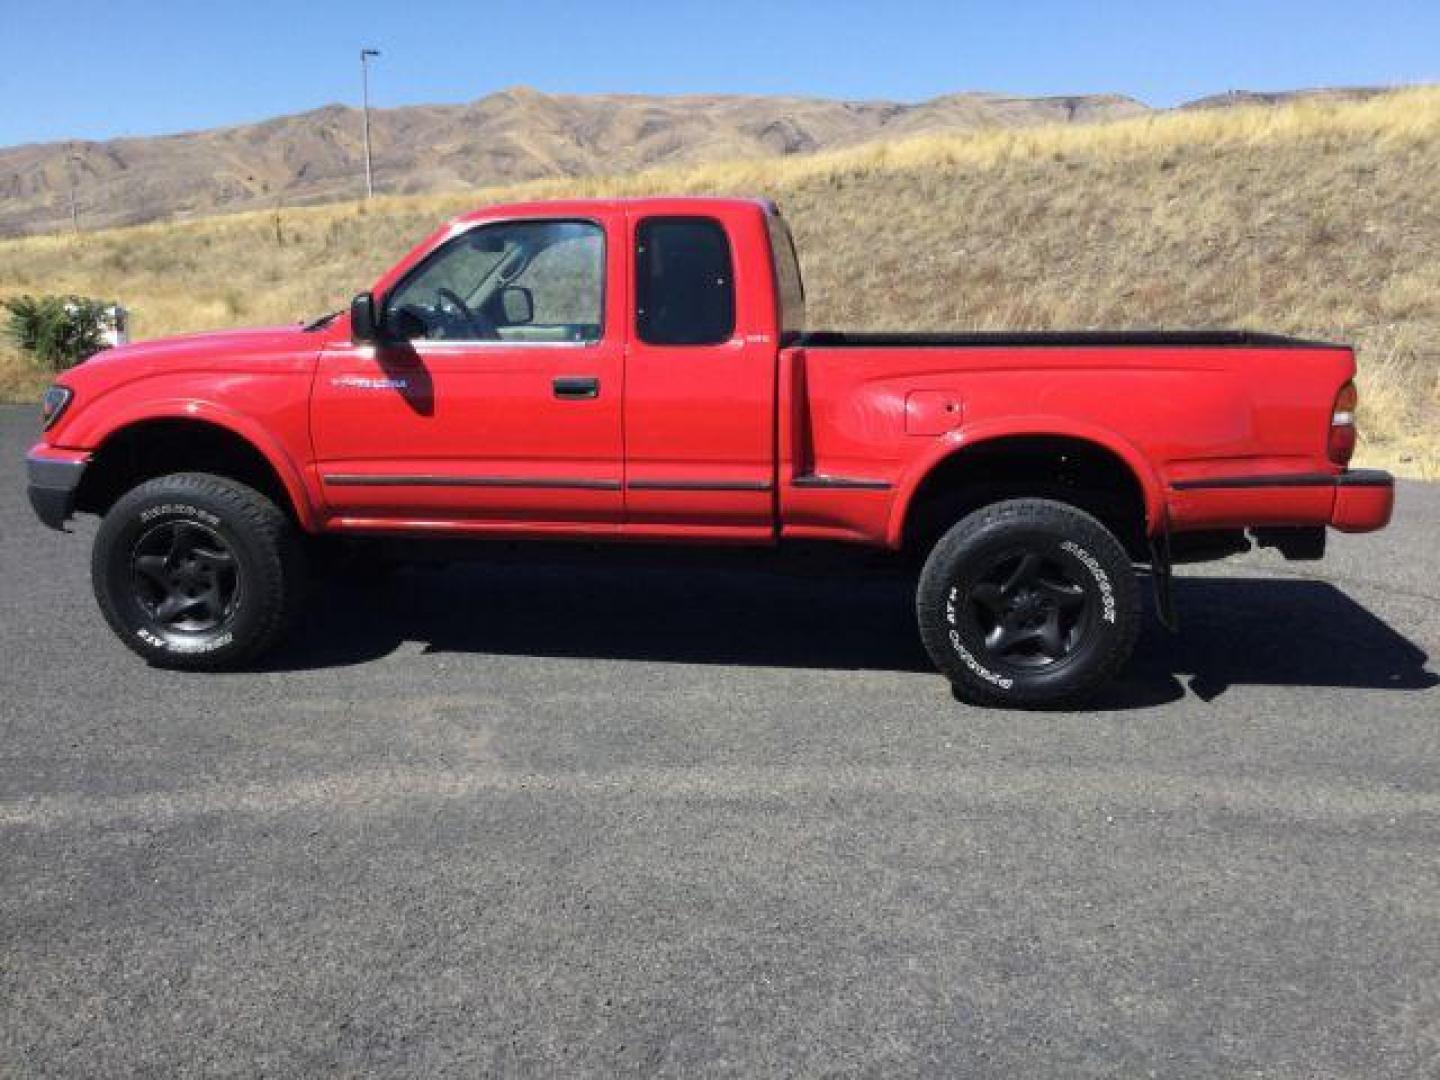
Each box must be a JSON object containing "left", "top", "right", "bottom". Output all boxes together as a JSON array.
[{"left": 26, "top": 446, "right": 89, "bottom": 530}]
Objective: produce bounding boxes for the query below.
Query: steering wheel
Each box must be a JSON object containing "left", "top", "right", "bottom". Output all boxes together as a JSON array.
[{"left": 434, "top": 288, "right": 497, "bottom": 340}]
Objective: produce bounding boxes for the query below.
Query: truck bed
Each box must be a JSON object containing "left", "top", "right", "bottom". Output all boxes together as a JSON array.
[{"left": 795, "top": 330, "right": 1335, "bottom": 349}]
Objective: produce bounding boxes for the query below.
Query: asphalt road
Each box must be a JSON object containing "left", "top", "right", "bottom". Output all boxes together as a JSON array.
[{"left": 2, "top": 403, "right": 1438, "bottom": 1078}]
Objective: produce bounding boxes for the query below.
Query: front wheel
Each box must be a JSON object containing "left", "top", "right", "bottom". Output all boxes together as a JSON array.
[
  {"left": 917, "top": 498, "right": 1141, "bottom": 708},
  {"left": 91, "top": 472, "right": 303, "bottom": 670}
]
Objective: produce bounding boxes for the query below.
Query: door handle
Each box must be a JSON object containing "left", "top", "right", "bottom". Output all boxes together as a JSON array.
[{"left": 553, "top": 376, "right": 599, "bottom": 400}]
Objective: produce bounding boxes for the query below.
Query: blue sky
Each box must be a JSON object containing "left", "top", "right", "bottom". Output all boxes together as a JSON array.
[{"left": 2, "top": 0, "right": 1436, "bottom": 147}]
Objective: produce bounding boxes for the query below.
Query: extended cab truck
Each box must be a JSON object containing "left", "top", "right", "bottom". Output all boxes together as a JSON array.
[{"left": 27, "top": 197, "right": 1394, "bottom": 706}]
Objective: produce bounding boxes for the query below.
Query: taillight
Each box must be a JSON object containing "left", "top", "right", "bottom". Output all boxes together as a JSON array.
[{"left": 1328, "top": 381, "right": 1358, "bottom": 466}]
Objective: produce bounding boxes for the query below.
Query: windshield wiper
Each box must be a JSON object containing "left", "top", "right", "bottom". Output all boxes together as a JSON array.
[{"left": 303, "top": 310, "right": 342, "bottom": 332}]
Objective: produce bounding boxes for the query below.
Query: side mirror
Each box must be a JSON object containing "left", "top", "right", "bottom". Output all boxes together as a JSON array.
[
  {"left": 498, "top": 286, "right": 534, "bottom": 326},
  {"left": 350, "top": 292, "right": 380, "bottom": 344}
]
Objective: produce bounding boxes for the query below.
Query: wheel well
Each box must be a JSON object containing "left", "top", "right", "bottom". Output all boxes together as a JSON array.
[
  {"left": 75, "top": 420, "right": 296, "bottom": 522},
  {"left": 903, "top": 436, "right": 1150, "bottom": 560}
]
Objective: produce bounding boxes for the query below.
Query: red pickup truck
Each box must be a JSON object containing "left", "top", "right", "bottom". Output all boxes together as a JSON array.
[{"left": 27, "top": 196, "right": 1394, "bottom": 706}]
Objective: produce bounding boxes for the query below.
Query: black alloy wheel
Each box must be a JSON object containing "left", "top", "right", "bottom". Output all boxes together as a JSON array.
[
  {"left": 964, "top": 549, "right": 1091, "bottom": 667},
  {"left": 130, "top": 519, "right": 241, "bottom": 634}
]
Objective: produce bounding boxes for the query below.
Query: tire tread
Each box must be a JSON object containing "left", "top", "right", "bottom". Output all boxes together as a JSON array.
[{"left": 916, "top": 497, "right": 1141, "bottom": 708}]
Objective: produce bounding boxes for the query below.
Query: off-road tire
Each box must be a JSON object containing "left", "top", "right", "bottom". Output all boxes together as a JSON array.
[
  {"left": 917, "top": 498, "right": 1141, "bottom": 708},
  {"left": 92, "top": 472, "right": 303, "bottom": 670}
]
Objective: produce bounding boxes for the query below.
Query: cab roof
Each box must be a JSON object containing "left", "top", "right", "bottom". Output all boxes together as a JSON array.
[{"left": 451, "top": 196, "right": 777, "bottom": 225}]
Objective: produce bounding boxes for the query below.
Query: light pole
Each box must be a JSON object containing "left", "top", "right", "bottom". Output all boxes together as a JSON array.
[
  {"left": 360, "top": 48, "right": 381, "bottom": 199},
  {"left": 67, "top": 151, "right": 81, "bottom": 234}
]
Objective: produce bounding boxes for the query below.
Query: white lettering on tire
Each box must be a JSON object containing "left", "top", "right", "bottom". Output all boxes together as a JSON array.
[
  {"left": 140, "top": 503, "right": 220, "bottom": 526},
  {"left": 945, "top": 585, "right": 1014, "bottom": 690},
  {"left": 138, "top": 627, "right": 235, "bottom": 653},
  {"left": 1060, "top": 540, "right": 1115, "bottom": 624}
]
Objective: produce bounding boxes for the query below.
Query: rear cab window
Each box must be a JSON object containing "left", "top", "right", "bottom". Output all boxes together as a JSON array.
[
  {"left": 765, "top": 210, "right": 806, "bottom": 342},
  {"left": 635, "top": 217, "right": 735, "bottom": 346}
]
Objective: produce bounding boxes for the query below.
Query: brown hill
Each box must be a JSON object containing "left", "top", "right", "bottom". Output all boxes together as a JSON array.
[
  {"left": 1, "top": 87, "right": 1436, "bottom": 473},
  {"left": 1180, "top": 86, "right": 1394, "bottom": 110},
  {"left": 0, "top": 87, "right": 1149, "bottom": 236}
]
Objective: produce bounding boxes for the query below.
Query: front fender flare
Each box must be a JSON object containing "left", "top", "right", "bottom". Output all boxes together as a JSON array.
[{"left": 78, "top": 399, "right": 321, "bottom": 531}]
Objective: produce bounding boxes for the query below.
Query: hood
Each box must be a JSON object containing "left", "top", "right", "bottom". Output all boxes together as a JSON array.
[
  {"left": 80, "top": 324, "right": 316, "bottom": 367},
  {"left": 40, "top": 321, "right": 329, "bottom": 447},
  {"left": 50, "top": 323, "right": 326, "bottom": 411}
]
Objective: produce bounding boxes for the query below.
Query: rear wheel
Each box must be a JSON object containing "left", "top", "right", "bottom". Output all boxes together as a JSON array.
[
  {"left": 92, "top": 472, "right": 303, "bottom": 669},
  {"left": 917, "top": 498, "right": 1141, "bottom": 708}
]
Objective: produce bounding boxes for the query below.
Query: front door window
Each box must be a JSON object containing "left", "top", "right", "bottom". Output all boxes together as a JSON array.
[{"left": 384, "top": 219, "right": 604, "bottom": 345}]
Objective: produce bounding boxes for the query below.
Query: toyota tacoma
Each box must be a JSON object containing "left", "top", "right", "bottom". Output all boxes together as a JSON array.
[{"left": 26, "top": 197, "right": 1395, "bottom": 706}]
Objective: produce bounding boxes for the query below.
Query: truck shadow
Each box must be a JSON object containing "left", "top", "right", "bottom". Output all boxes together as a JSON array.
[
  {"left": 1124, "top": 575, "right": 1437, "bottom": 705},
  {"left": 273, "top": 557, "right": 1436, "bottom": 710}
]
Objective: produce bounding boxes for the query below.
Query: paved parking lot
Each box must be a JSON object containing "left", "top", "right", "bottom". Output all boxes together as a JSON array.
[{"left": 2, "top": 404, "right": 1438, "bottom": 1076}]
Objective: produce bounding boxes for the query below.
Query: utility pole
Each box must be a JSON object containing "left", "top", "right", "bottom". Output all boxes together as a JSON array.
[
  {"left": 67, "top": 152, "right": 81, "bottom": 234},
  {"left": 360, "top": 48, "right": 381, "bottom": 199}
]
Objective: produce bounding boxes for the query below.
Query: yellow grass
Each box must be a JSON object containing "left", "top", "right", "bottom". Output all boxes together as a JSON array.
[{"left": 3, "top": 87, "right": 1437, "bottom": 475}]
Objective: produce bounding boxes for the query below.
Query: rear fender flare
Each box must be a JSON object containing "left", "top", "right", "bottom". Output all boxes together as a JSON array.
[{"left": 885, "top": 417, "right": 1166, "bottom": 549}]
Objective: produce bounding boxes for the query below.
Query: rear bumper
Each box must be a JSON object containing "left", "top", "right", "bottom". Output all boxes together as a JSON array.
[
  {"left": 1167, "top": 467, "right": 1394, "bottom": 534},
  {"left": 26, "top": 445, "right": 89, "bottom": 530},
  {"left": 1329, "top": 468, "right": 1394, "bottom": 532}
]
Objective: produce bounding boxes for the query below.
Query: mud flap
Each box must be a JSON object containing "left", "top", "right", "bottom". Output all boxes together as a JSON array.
[{"left": 1149, "top": 528, "right": 1179, "bottom": 632}]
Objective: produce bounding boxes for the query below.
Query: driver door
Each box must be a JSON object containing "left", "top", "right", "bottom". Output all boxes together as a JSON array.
[{"left": 310, "top": 216, "right": 625, "bottom": 531}]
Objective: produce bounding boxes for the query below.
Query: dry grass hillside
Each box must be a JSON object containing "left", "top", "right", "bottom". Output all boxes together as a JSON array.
[
  {"left": 2, "top": 87, "right": 1437, "bottom": 475},
  {"left": 0, "top": 88, "right": 1148, "bottom": 237}
]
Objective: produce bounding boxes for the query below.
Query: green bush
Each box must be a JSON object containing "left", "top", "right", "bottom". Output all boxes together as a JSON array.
[{"left": 1, "top": 294, "right": 110, "bottom": 372}]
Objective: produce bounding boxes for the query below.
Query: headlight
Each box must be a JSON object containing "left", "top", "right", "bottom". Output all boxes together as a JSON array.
[{"left": 40, "top": 385, "right": 73, "bottom": 430}]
